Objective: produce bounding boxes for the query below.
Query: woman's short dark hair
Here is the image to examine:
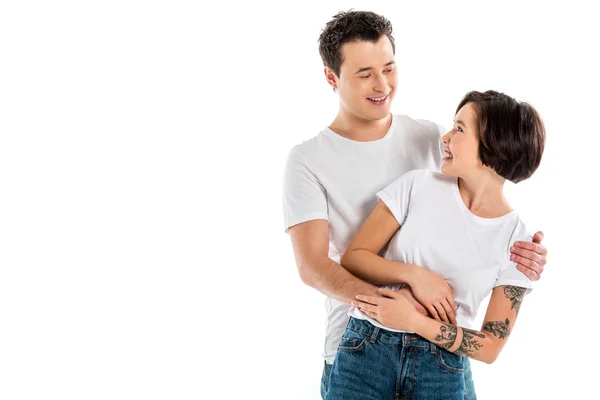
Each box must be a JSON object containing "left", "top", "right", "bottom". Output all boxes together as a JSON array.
[
  {"left": 457, "top": 90, "right": 546, "bottom": 183},
  {"left": 318, "top": 10, "right": 395, "bottom": 77}
]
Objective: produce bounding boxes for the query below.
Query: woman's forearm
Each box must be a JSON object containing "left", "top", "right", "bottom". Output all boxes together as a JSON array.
[
  {"left": 409, "top": 313, "right": 501, "bottom": 364},
  {"left": 341, "top": 249, "right": 418, "bottom": 286}
]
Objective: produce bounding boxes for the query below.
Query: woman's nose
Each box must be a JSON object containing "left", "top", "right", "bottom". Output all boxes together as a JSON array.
[{"left": 442, "top": 130, "right": 452, "bottom": 143}]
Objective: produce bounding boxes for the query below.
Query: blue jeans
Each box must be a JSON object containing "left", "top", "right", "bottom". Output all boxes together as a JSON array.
[{"left": 321, "top": 317, "right": 477, "bottom": 400}]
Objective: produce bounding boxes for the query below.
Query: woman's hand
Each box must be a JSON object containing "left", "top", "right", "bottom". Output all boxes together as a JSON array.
[
  {"left": 352, "top": 288, "right": 423, "bottom": 331},
  {"left": 397, "top": 285, "right": 429, "bottom": 316},
  {"left": 407, "top": 268, "right": 457, "bottom": 324}
]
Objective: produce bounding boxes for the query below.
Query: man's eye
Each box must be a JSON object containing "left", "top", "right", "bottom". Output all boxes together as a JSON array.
[
  {"left": 384, "top": 69, "right": 393, "bottom": 73},
  {"left": 360, "top": 75, "right": 371, "bottom": 79}
]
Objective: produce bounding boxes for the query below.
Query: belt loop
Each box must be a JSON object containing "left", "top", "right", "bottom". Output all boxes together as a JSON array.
[
  {"left": 369, "top": 326, "right": 380, "bottom": 343},
  {"left": 430, "top": 341, "right": 438, "bottom": 354}
]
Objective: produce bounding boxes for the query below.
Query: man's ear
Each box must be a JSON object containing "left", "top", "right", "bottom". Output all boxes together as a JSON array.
[{"left": 324, "top": 67, "right": 338, "bottom": 92}]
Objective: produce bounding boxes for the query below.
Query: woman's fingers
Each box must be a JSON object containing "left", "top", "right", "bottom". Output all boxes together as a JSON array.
[
  {"left": 426, "top": 304, "right": 441, "bottom": 322},
  {"left": 442, "top": 299, "right": 457, "bottom": 325},
  {"left": 433, "top": 302, "right": 450, "bottom": 324}
]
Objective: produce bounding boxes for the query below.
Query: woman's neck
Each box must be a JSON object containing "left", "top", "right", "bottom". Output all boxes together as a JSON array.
[{"left": 458, "top": 172, "right": 512, "bottom": 218}]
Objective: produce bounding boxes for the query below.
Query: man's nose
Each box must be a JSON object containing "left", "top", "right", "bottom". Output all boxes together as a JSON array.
[{"left": 373, "top": 73, "right": 387, "bottom": 92}]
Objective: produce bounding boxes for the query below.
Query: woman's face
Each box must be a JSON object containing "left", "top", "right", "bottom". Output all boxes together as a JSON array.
[{"left": 441, "top": 103, "right": 482, "bottom": 177}]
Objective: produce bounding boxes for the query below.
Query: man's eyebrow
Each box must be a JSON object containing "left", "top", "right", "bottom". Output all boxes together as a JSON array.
[{"left": 354, "top": 61, "right": 395, "bottom": 75}]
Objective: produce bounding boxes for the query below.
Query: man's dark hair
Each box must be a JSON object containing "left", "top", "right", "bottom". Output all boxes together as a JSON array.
[
  {"left": 318, "top": 10, "right": 395, "bottom": 77},
  {"left": 456, "top": 90, "right": 546, "bottom": 183}
]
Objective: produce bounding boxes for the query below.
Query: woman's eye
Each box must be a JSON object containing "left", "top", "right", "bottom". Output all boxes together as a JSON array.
[{"left": 457, "top": 127, "right": 463, "bottom": 132}]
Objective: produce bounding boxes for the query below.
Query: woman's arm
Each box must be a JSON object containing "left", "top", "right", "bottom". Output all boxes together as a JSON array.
[
  {"left": 342, "top": 200, "right": 457, "bottom": 324},
  {"left": 341, "top": 200, "right": 416, "bottom": 285},
  {"left": 354, "top": 285, "right": 527, "bottom": 364}
]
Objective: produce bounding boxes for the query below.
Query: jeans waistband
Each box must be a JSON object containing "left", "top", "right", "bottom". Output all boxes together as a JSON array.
[{"left": 347, "top": 317, "right": 435, "bottom": 349}]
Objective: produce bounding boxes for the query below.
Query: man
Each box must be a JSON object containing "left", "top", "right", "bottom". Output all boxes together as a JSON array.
[{"left": 283, "top": 10, "right": 547, "bottom": 400}]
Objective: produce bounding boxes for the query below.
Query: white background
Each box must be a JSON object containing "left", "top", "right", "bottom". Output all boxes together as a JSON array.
[{"left": 1, "top": 1, "right": 598, "bottom": 399}]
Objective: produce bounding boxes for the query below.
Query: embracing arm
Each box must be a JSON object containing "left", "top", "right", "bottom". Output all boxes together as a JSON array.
[
  {"left": 289, "top": 219, "right": 380, "bottom": 304},
  {"left": 410, "top": 285, "right": 526, "bottom": 364}
]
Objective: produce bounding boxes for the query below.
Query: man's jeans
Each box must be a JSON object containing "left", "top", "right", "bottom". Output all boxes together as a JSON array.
[{"left": 321, "top": 317, "right": 477, "bottom": 399}]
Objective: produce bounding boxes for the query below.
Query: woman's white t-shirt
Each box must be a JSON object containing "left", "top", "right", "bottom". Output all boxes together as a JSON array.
[{"left": 349, "top": 169, "right": 533, "bottom": 332}]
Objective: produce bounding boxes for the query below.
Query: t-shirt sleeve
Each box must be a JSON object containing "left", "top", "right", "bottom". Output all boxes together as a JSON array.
[
  {"left": 432, "top": 122, "right": 446, "bottom": 172},
  {"left": 375, "top": 169, "right": 426, "bottom": 226},
  {"left": 494, "top": 231, "right": 534, "bottom": 295},
  {"left": 282, "top": 146, "right": 328, "bottom": 233}
]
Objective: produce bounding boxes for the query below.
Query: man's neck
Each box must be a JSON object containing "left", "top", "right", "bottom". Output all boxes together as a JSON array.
[{"left": 328, "top": 111, "right": 392, "bottom": 142}]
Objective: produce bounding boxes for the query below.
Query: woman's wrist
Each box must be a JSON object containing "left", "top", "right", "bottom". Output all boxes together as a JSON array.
[
  {"left": 408, "top": 307, "right": 428, "bottom": 333},
  {"left": 399, "top": 263, "right": 420, "bottom": 286}
]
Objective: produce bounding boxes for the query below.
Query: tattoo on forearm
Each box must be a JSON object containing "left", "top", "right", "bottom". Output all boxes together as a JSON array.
[
  {"left": 482, "top": 318, "right": 511, "bottom": 339},
  {"left": 504, "top": 286, "right": 526, "bottom": 314},
  {"left": 434, "top": 324, "right": 457, "bottom": 349},
  {"left": 455, "top": 328, "right": 485, "bottom": 357}
]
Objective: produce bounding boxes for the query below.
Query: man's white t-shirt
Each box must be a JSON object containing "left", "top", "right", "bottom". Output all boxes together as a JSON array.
[
  {"left": 348, "top": 169, "right": 533, "bottom": 331},
  {"left": 283, "top": 114, "right": 444, "bottom": 364}
]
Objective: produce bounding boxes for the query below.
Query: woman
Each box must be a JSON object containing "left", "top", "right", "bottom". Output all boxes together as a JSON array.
[{"left": 326, "top": 90, "right": 546, "bottom": 400}]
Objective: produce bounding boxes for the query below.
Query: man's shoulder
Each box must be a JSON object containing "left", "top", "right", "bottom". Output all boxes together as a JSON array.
[
  {"left": 287, "top": 130, "right": 328, "bottom": 158},
  {"left": 393, "top": 114, "right": 443, "bottom": 134},
  {"left": 285, "top": 136, "right": 321, "bottom": 167}
]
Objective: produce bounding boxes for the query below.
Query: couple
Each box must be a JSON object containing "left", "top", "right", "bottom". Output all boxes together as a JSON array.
[{"left": 283, "top": 10, "right": 548, "bottom": 400}]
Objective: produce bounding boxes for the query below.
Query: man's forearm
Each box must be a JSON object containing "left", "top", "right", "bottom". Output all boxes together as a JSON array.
[{"left": 304, "top": 257, "right": 379, "bottom": 304}]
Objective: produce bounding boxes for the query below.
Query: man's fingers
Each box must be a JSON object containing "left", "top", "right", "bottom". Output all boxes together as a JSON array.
[
  {"left": 353, "top": 300, "right": 377, "bottom": 314},
  {"left": 362, "top": 309, "right": 379, "bottom": 321},
  {"left": 510, "top": 245, "right": 542, "bottom": 263},
  {"left": 377, "top": 288, "right": 400, "bottom": 299},
  {"left": 510, "top": 253, "right": 539, "bottom": 270},
  {"left": 517, "top": 264, "right": 540, "bottom": 281},
  {"left": 355, "top": 295, "right": 381, "bottom": 306},
  {"left": 513, "top": 241, "right": 547, "bottom": 256},
  {"left": 511, "top": 245, "right": 543, "bottom": 264},
  {"left": 532, "top": 231, "right": 544, "bottom": 244}
]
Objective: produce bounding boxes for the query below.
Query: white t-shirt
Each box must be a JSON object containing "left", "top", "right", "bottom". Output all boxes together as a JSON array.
[
  {"left": 349, "top": 169, "right": 533, "bottom": 331},
  {"left": 283, "top": 114, "right": 444, "bottom": 364}
]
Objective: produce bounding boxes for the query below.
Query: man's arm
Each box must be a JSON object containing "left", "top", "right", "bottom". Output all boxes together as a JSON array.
[
  {"left": 511, "top": 231, "right": 547, "bottom": 280},
  {"left": 289, "top": 219, "right": 379, "bottom": 304}
]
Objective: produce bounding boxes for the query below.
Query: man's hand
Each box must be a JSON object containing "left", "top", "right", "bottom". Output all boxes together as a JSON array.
[
  {"left": 510, "top": 231, "right": 547, "bottom": 281},
  {"left": 407, "top": 268, "right": 457, "bottom": 325},
  {"left": 353, "top": 288, "right": 423, "bottom": 332}
]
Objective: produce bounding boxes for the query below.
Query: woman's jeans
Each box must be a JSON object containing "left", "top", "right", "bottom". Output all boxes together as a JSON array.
[{"left": 321, "top": 317, "right": 477, "bottom": 400}]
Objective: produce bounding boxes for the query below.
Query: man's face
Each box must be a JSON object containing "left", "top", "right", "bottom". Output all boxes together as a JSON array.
[{"left": 329, "top": 35, "right": 397, "bottom": 121}]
